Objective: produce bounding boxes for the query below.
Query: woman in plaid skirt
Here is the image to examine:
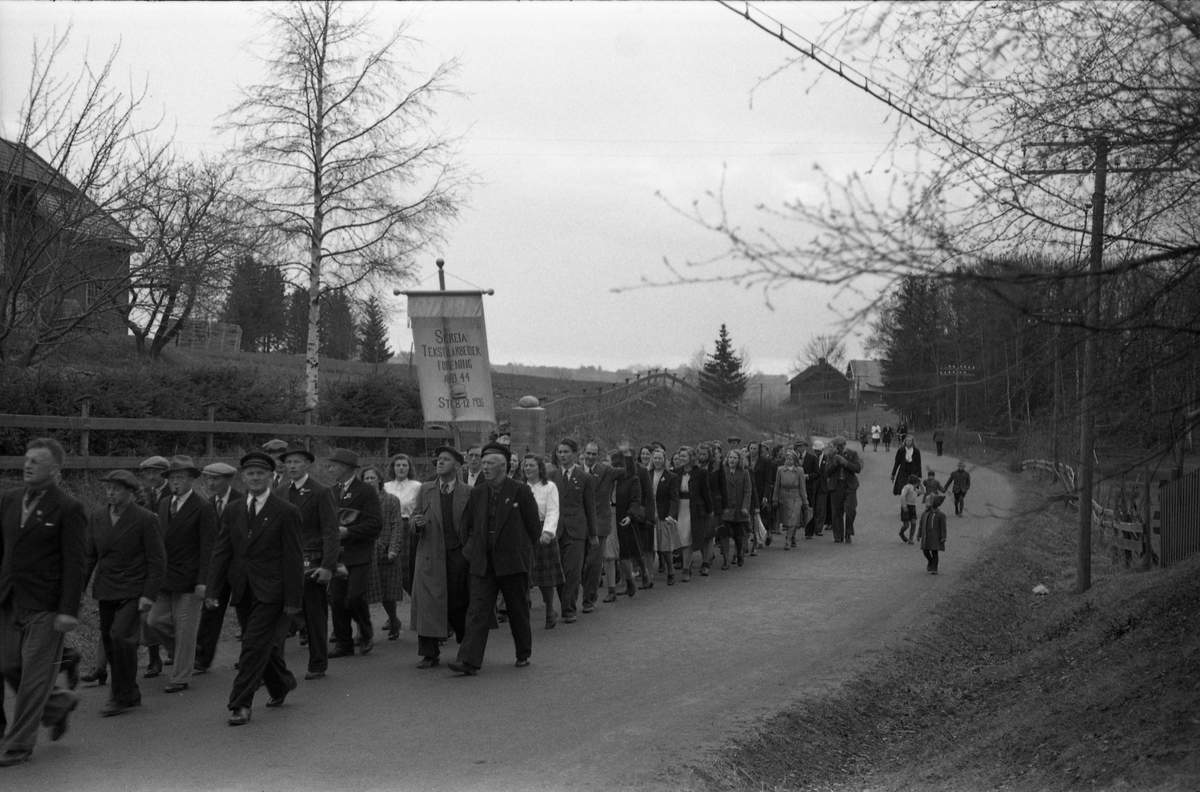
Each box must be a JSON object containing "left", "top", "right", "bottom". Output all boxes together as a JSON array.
[
  {"left": 522, "top": 454, "right": 564, "bottom": 630},
  {"left": 361, "top": 466, "right": 404, "bottom": 639}
]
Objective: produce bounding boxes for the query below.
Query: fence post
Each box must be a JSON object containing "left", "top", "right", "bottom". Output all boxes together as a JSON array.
[
  {"left": 77, "top": 396, "right": 91, "bottom": 461},
  {"left": 204, "top": 402, "right": 217, "bottom": 458},
  {"left": 1142, "top": 468, "right": 1153, "bottom": 569}
]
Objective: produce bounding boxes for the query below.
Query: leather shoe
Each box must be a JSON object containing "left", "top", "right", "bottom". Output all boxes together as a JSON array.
[
  {"left": 81, "top": 668, "right": 108, "bottom": 686},
  {"left": 359, "top": 638, "right": 374, "bottom": 656},
  {"left": 144, "top": 659, "right": 162, "bottom": 678},
  {"left": 49, "top": 695, "right": 78, "bottom": 741},
  {"left": 304, "top": 671, "right": 326, "bottom": 680},
  {"left": 0, "top": 749, "right": 32, "bottom": 767},
  {"left": 228, "top": 707, "right": 252, "bottom": 726},
  {"left": 515, "top": 658, "right": 529, "bottom": 668},
  {"left": 447, "top": 661, "right": 478, "bottom": 676},
  {"left": 416, "top": 657, "right": 439, "bottom": 669},
  {"left": 601, "top": 592, "right": 618, "bottom": 603},
  {"left": 266, "top": 681, "right": 296, "bottom": 708},
  {"left": 101, "top": 699, "right": 140, "bottom": 717},
  {"left": 328, "top": 646, "right": 354, "bottom": 659},
  {"left": 563, "top": 614, "right": 577, "bottom": 624},
  {"left": 192, "top": 664, "right": 208, "bottom": 675},
  {"left": 581, "top": 603, "right": 595, "bottom": 614},
  {"left": 164, "top": 682, "right": 188, "bottom": 693}
]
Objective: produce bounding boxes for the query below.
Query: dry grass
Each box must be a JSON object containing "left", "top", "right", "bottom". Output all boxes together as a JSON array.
[{"left": 695, "top": 470, "right": 1200, "bottom": 792}]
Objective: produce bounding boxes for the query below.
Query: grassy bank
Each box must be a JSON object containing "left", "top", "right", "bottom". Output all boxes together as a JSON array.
[{"left": 699, "top": 471, "right": 1199, "bottom": 792}]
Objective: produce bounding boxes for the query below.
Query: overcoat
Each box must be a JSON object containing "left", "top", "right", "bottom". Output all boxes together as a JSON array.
[
  {"left": 891, "top": 445, "right": 924, "bottom": 496},
  {"left": 409, "top": 479, "right": 472, "bottom": 638},
  {"left": 84, "top": 502, "right": 165, "bottom": 601},
  {"left": 917, "top": 508, "right": 947, "bottom": 552}
]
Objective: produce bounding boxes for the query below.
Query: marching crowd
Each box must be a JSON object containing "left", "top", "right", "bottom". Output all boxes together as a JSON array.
[{"left": 0, "top": 427, "right": 971, "bottom": 766}]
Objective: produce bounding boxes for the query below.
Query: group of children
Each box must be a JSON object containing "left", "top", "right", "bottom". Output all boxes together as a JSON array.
[{"left": 897, "top": 460, "right": 972, "bottom": 574}]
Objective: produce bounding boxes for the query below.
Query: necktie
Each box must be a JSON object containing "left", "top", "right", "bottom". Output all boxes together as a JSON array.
[
  {"left": 214, "top": 496, "right": 224, "bottom": 517},
  {"left": 21, "top": 490, "right": 43, "bottom": 527},
  {"left": 441, "top": 483, "right": 450, "bottom": 495},
  {"left": 249, "top": 498, "right": 258, "bottom": 519},
  {"left": 171, "top": 497, "right": 181, "bottom": 516}
]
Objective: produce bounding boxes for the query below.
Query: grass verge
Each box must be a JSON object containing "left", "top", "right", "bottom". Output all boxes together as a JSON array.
[{"left": 694, "top": 471, "right": 1200, "bottom": 792}]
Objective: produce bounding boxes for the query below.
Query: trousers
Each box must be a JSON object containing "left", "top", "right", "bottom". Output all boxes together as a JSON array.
[
  {"left": 457, "top": 571, "right": 531, "bottom": 669},
  {"left": 0, "top": 603, "right": 76, "bottom": 753},
  {"left": 228, "top": 597, "right": 295, "bottom": 710},
  {"left": 330, "top": 563, "right": 372, "bottom": 649},
  {"left": 145, "top": 590, "right": 202, "bottom": 684},
  {"left": 99, "top": 598, "right": 142, "bottom": 705}
]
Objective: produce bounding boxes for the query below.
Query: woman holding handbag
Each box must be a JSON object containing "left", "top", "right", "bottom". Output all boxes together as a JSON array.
[
  {"left": 674, "top": 446, "right": 713, "bottom": 582},
  {"left": 772, "top": 449, "right": 809, "bottom": 550},
  {"left": 647, "top": 448, "right": 681, "bottom": 585}
]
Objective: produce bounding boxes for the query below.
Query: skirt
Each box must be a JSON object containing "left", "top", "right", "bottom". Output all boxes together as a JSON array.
[
  {"left": 530, "top": 537, "right": 566, "bottom": 588},
  {"left": 718, "top": 520, "right": 748, "bottom": 542},
  {"left": 655, "top": 518, "right": 682, "bottom": 552},
  {"left": 691, "top": 513, "right": 715, "bottom": 550},
  {"left": 777, "top": 487, "right": 805, "bottom": 528},
  {"left": 637, "top": 520, "right": 656, "bottom": 555},
  {"left": 374, "top": 543, "right": 405, "bottom": 602},
  {"left": 603, "top": 530, "right": 620, "bottom": 560},
  {"left": 618, "top": 521, "right": 643, "bottom": 560},
  {"left": 363, "top": 555, "right": 383, "bottom": 604},
  {"left": 676, "top": 504, "right": 693, "bottom": 548}
]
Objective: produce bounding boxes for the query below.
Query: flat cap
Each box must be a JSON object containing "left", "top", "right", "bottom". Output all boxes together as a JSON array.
[
  {"left": 831, "top": 435, "right": 848, "bottom": 446},
  {"left": 433, "top": 445, "right": 464, "bottom": 464},
  {"left": 100, "top": 469, "right": 141, "bottom": 490},
  {"left": 326, "top": 448, "right": 359, "bottom": 468},
  {"left": 480, "top": 442, "right": 511, "bottom": 465},
  {"left": 261, "top": 439, "right": 289, "bottom": 454},
  {"left": 202, "top": 462, "right": 238, "bottom": 477},
  {"left": 139, "top": 455, "right": 170, "bottom": 471}
]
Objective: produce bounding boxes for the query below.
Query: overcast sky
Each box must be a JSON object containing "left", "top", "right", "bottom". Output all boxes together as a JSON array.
[{"left": 0, "top": 1, "right": 901, "bottom": 375}]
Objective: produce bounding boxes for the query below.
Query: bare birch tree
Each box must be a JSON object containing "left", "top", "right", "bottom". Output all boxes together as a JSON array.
[{"left": 222, "top": 0, "right": 470, "bottom": 415}]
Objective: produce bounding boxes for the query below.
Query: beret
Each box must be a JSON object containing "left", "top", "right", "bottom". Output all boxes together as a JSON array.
[{"left": 480, "top": 442, "right": 511, "bottom": 465}]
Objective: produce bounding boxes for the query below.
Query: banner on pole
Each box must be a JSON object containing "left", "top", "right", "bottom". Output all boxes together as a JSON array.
[{"left": 406, "top": 292, "right": 496, "bottom": 427}]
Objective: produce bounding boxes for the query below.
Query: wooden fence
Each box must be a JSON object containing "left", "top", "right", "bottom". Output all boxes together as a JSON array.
[
  {"left": 0, "top": 402, "right": 453, "bottom": 470},
  {"left": 1159, "top": 469, "right": 1200, "bottom": 567}
]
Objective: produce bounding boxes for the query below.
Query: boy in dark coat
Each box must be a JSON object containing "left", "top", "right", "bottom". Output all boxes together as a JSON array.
[{"left": 917, "top": 494, "right": 948, "bottom": 574}]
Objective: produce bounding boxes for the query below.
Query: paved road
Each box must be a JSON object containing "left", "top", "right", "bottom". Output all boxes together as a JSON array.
[{"left": 4, "top": 449, "right": 1013, "bottom": 792}]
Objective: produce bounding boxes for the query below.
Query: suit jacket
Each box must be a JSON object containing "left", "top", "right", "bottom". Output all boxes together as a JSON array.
[
  {"left": 548, "top": 466, "right": 597, "bottom": 540},
  {"left": 0, "top": 484, "right": 88, "bottom": 618},
  {"left": 581, "top": 462, "right": 618, "bottom": 535},
  {"left": 459, "top": 468, "right": 483, "bottom": 488},
  {"left": 716, "top": 467, "right": 753, "bottom": 522},
  {"left": 156, "top": 490, "right": 218, "bottom": 593},
  {"left": 143, "top": 482, "right": 170, "bottom": 514},
  {"left": 675, "top": 466, "right": 713, "bottom": 525},
  {"left": 84, "top": 502, "right": 166, "bottom": 601},
  {"left": 207, "top": 492, "right": 304, "bottom": 609},
  {"left": 647, "top": 468, "right": 681, "bottom": 523},
  {"left": 460, "top": 478, "right": 541, "bottom": 578},
  {"left": 333, "top": 476, "right": 383, "bottom": 566},
  {"left": 410, "top": 479, "right": 472, "bottom": 637},
  {"left": 822, "top": 447, "right": 863, "bottom": 491},
  {"left": 276, "top": 477, "right": 339, "bottom": 572}
]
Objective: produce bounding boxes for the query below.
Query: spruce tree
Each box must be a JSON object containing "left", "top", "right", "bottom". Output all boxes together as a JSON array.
[
  {"left": 285, "top": 287, "right": 309, "bottom": 355},
  {"left": 358, "top": 295, "right": 393, "bottom": 365},
  {"left": 699, "top": 324, "right": 749, "bottom": 407},
  {"left": 319, "top": 288, "right": 358, "bottom": 361}
]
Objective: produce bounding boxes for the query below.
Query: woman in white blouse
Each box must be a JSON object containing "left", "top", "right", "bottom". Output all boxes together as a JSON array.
[
  {"left": 384, "top": 454, "right": 423, "bottom": 597},
  {"left": 522, "top": 454, "right": 564, "bottom": 630}
]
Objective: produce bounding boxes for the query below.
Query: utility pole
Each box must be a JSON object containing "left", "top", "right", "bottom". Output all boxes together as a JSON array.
[{"left": 938, "top": 364, "right": 975, "bottom": 429}]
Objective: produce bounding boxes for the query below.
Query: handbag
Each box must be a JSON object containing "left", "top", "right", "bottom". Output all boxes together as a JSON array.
[{"left": 753, "top": 513, "right": 768, "bottom": 544}]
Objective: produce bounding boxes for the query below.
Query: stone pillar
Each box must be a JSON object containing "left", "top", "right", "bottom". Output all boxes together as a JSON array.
[{"left": 510, "top": 396, "right": 547, "bottom": 458}]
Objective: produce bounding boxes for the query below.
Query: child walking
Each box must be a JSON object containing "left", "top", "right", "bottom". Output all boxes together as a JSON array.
[
  {"left": 899, "top": 473, "right": 921, "bottom": 543},
  {"left": 922, "top": 468, "right": 944, "bottom": 508},
  {"left": 917, "top": 493, "right": 948, "bottom": 573},
  {"left": 944, "top": 461, "right": 971, "bottom": 517}
]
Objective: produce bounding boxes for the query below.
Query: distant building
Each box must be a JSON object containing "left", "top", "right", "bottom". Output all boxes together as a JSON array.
[
  {"left": 846, "top": 359, "right": 885, "bottom": 404},
  {"left": 785, "top": 357, "right": 852, "bottom": 406},
  {"left": 0, "top": 136, "right": 139, "bottom": 335}
]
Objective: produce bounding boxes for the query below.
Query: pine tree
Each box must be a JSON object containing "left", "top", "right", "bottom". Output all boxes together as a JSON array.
[
  {"left": 222, "top": 256, "right": 288, "bottom": 352},
  {"left": 285, "top": 287, "right": 309, "bottom": 355},
  {"left": 699, "top": 324, "right": 749, "bottom": 407},
  {"left": 358, "top": 295, "right": 393, "bottom": 365},
  {"left": 319, "top": 288, "right": 358, "bottom": 361}
]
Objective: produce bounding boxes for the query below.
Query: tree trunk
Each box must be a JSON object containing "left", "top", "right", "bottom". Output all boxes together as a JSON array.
[{"left": 305, "top": 39, "right": 328, "bottom": 418}]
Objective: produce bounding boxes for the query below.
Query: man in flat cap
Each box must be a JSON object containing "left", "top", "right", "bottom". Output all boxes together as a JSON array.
[
  {"left": 137, "top": 456, "right": 171, "bottom": 514},
  {"left": 275, "top": 441, "right": 339, "bottom": 679},
  {"left": 822, "top": 436, "right": 862, "bottom": 544},
  {"left": 449, "top": 442, "right": 541, "bottom": 675},
  {"left": 145, "top": 455, "right": 217, "bottom": 693},
  {"left": 83, "top": 470, "right": 165, "bottom": 716},
  {"left": 262, "top": 440, "right": 289, "bottom": 490},
  {"left": 323, "top": 449, "right": 382, "bottom": 658},
  {"left": 193, "top": 462, "right": 245, "bottom": 674},
  {"left": 0, "top": 438, "right": 87, "bottom": 767},
  {"left": 206, "top": 451, "right": 303, "bottom": 726},
  {"left": 410, "top": 445, "right": 472, "bottom": 668}
]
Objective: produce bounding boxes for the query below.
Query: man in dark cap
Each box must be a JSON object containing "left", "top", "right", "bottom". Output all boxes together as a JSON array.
[
  {"left": 193, "top": 463, "right": 245, "bottom": 674},
  {"left": 276, "top": 441, "right": 339, "bottom": 679},
  {"left": 138, "top": 456, "right": 171, "bottom": 513},
  {"left": 822, "top": 436, "right": 862, "bottom": 544},
  {"left": 262, "top": 440, "right": 289, "bottom": 490},
  {"left": 323, "top": 448, "right": 382, "bottom": 658},
  {"left": 83, "top": 470, "right": 165, "bottom": 716},
  {"left": 145, "top": 455, "right": 217, "bottom": 693},
  {"left": 448, "top": 442, "right": 541, "bottom": 675},
  {"left": 205, "top": 451, "right": 303, "bottom": 726},
  {"left": 410, "top": 445, "right": 472, "bottom": 668},
  {"left": 0, "top": 438, "right": 87, "bottom": 767}
]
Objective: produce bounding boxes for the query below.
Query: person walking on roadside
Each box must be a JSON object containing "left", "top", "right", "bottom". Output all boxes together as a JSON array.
[
  {"left": 146, "top": 455, "right": 217, "bottom": 695},
  {"left": 647, "top": 448, "right": 681, "bottom": 584},
  {"left": 898, "top": 474, "right": 922, "bottom": 544},
  {"left": 133, "top": 455, "right": 170, "bottom": 681},
  {"left": 871, "top": 423, "right": 881, "bottom": 452},
  {"left": 773, "top": 450, "right": 809, "bottom": 549},
  {"left": 205, "top": 451, "right": 304, "bottom": 726},
  {"left": 523, "top": 455, "right": 564, "bottom": 629},
  {"left": 890, "top": 436, "right": 924, "bottom": 497},
  {"left": 634, "top": 446, "right": 656, "bottom": 588},
  {"left": 324, "top": 449, "right": 382, "bottom": 658},
  {"left": 716, "top": 449, "right": 753, "bottom": 569},
  {"left": 674, "top": 446, "right": 712, "bottom": 581},
  {"left": 823, "top": 436, "right": 862, "bottom": 544},
  {"left": 194, "top": 462, "right": 245, "bottom": 675},
  {"left": 609, "top": 448, "right": 646, "bottom": 595},
  {"left": 917, "top": 494, "right": 948, "bottom": 574},
  {"left": 449, "top": 443, "right": 542, "bottom": 675},
  {"left": 0, "top": 438, "right": 87, "bottom": 767},
  {"left": 361, "top": 466, "right": 404, "bottom": 641},
  {"left": 881, "top": 425, "right": 893, "bottom": 452},
  {"left": 384, "top": 454, "right": 422, "bottom": 603},
  {"left": 83, "top": 470, "right": 165, "bottom": 717},
  {"left": 548, "top": 439, "right": 596, "bottom": 624},
  {"left": 857, "top": 426, "right": 869, "bottom": 452},
  {"left": 933, "top": 425, "right": 946, "bottom": 457},
  {"left": 944, "top": 461, "right": 972, "bottom": 517},
  {"left": 580, "top": 442, "right": 618, "bottom": 613},
  {"left": 810, "top": 441, "right": 831, "bottom": 537},
  {"left": 410, "top": 447, "right": 472, "bottom": 669}
]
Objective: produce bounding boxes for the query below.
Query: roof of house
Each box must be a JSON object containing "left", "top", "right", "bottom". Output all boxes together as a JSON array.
[
  {"left": 787, "top": 358, "right": 850, "bottom": 388},
  {"left": 846, "top": 359, "right": 884, "bottom": 390},
  {"left": 0, "top": 136, "right": 139, "bottom": 251}
]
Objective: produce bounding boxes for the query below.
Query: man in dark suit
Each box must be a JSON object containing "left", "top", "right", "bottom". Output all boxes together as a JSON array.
[
  {"left": 145, "top": 455, "right": 217, "bottom": 694},
  {"left": 0, "top": 438, "right": 87, "bottom": 767},
  {"left": 548, "top": 438, "right": 596, "bottom": 624},
  {"left": 323, "top": 448, "right": 382, "bottom": 658},
  {"left": 448, "top": 443, "right": 541, "bottom": 675},
  {"left": 275, "top": 441, "right": 338, "bottom": 679},
  {"left": 795, "top": 439, "right": 821, "bottom": 538},
  {"left": 823, "top": 436, "right": 863, "bottom": 544},
  {"left": 205, "top": 451, "right": 304, "bottom": 726},
  {"left": 83, "top": 470, "right": 165, "bottom": 716},
  {"left": 261, "top": 439, "right": 290, "bottom": 491},
  {"left": 193, "top": 463, "right": 245, "bottom": 674},
  {"left": 136, "top": 456, "right": 171, "bottom": 677},
  {"left": 459, "top": 445, "right": 483, "bottom": 488},
  {"left": 580, "top": 442, "right": 619, "bottom": 612}
]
